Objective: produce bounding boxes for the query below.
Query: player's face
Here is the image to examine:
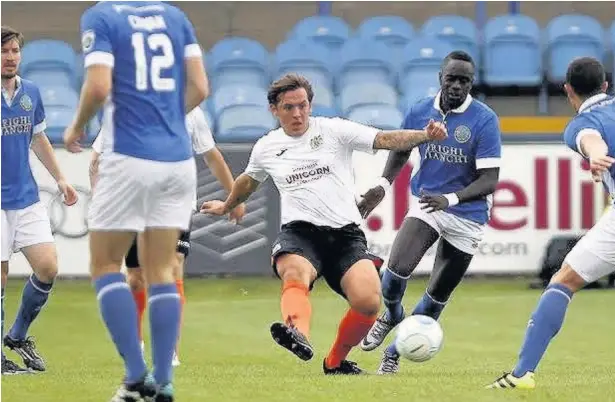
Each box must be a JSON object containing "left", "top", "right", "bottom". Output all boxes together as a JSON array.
[
  {"left": 1, "top": 39, "right": 21, "bottom": 79},
  {"left": 439, "top": 60, "right": 474, "bottom": 110},
  {"left": 271, "top": 87, "right": 311, "bottom": 136}
]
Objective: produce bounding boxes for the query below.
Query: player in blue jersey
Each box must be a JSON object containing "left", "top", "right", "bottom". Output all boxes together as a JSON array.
[
  {"left": 357, "top": 51, "right": 502, "bottom": 374},
  {"left": 62, "top": 3, "right": 208, "bottom": 401},
  {"left": 487, "top": 57, "right": 615, "bottom": 390},
  {"left": 1, "top": 26, "right": 78, "bottom": 375}
]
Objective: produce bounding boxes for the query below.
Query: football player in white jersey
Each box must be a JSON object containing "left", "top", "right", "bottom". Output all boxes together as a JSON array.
[
  {"left": 201, "top": 74, "right": 447, "bottom": 375},
  {"left": 90, "top": 106, "right": 246, "bottom": 367}
]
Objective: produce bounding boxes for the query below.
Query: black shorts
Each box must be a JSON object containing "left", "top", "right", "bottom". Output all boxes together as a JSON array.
[
  {"left": 125, "top": 230, "right": 191, "bottom": 269},
  {"left": 271, "top": 221, "right": 373, "bottom": 297}
]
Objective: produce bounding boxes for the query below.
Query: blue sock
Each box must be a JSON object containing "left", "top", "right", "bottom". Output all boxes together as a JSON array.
[
  {"left": 8, "top": 274, "right": 53, "bottom": 340},
  {"left": 512, "top": 283, "right": 573, "bottom": 377},
  {"left": 1, "top": 286, "right": 5, "bottom": 358},
  {"left": 381, "top": 269, "right": 407, "bottom": 323},
  {"left": 149, "top": 283, "right": 181, "bottom": 386},
  {"left": 385, "top": 342, "right": 399, "bottom": 357},
  {"left": 94, "top": 273, "right": 147, "bottom": 384},
  {"left": 412, "top": 292, "right": 447, "bottom": 320}
]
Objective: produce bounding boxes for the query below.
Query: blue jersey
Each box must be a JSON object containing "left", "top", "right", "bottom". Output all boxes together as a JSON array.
[
  {"left": 80, "top": 1, "right": 201, "bottom": 162},
  {"left": 1, "top": 77, "right": 46, "bottom": 210},
  {"left": 564, "top": 93, "right": 615, "bottom": 200},
  {"left": 406, "top": 94, "right": 502, "bottom": 225}
]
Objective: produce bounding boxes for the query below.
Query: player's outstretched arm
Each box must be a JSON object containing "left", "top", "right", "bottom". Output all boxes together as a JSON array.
[
  {"left": 578, "top": 132, "right": 615, "bottom": 182},
  {"left": 200, "top": 174, "right": 259, "bottom": 217},
  {"left": 203, "top": 148, "right": 246, "bottom": 222},
  {"left": 373, "top": 119, "right": 447, "bottom": 151}
]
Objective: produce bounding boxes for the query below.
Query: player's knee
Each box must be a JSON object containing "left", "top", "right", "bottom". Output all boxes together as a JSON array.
[
  {"left": 350, "top": 290, "right": 381, "bottom": 317},
  {"left": 126, "top": 268, "right": 145, "bottom": 291},
  {"left": 550, "top": 262, "right": 585, "bottom": 293},
  {"left": 32, "top": 260, "right": 58, "bottom": 283},
  {"left": 276, "top": 254, "right": 315, "bottom": 287}
]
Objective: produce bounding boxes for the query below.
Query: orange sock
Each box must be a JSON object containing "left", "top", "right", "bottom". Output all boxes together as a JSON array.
[
  {"left": 280, "top": 280, "right": 311, "bottom": 338},
  {"left": 325, "top": 309, "right": 377, "bottom": 369},
  {"left": 132, "top": 288, "right": 147, "bottom": 342},
  {"left": 175, "top": 279, "right": 185, "bottom": 354}
]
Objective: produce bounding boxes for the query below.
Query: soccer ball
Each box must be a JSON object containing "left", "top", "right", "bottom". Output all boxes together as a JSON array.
[{"left": 394, "top": 315, "right": 444, "bottom": 362}]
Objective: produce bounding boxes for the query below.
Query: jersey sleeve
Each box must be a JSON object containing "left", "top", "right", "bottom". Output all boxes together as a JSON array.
[
  {"left": 33, "top": 87, "right": 46, "bottom": 135},
  {"left": 182, "top": 13, "right": 202, "bottom": 59},
  {"left": 563, "top": 115, "right": 602, "bottom": 158},
  {"left": 475, "top": 114, "right": 502, "bottom": 170},
  {"left": 81, "top": 7, "right": 115, "bottom": 68},
  {"left": 333, "top": 118, "right": 380, "bottom": 154},
  {"left": 243, "top": 140, "right": 269, "bottom": 182},
  {"left": 187, "top": 108, "right": 215, "bottom": 154}
]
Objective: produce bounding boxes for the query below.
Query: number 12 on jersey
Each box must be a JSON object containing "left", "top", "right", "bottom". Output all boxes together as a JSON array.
[{"left": 131, "top": 32, "right": 176, "bottom": 92}]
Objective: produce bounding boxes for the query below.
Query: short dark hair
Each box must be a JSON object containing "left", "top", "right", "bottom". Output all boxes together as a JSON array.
[
  {"left": 566, "top": 57, "right": 605, "bottom": 97},
  {"left": 267, "top": 73, "right": 314, "bottom": 105},
  {"left": 441, "top": 50, "right": 475, "bottom": 70},
  {"left": 1, "top": 26, "right": 24, "bottom": 48}
]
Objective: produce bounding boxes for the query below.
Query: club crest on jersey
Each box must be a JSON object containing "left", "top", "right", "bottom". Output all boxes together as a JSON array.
[
  {"left": 19, "top": 94, "right": 32, "bottom": 112},
  {"left": 454, "top": 125, "right": 471, "bottom": 143},
  {"left": 81, "top": 30, "right": 95, "bottom": 53},
  {"left": 310, "top": 134, "right": 323, "bottom": 150}
]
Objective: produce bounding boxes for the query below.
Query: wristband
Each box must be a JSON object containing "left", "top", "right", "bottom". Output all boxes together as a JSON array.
[
  {"left": 377, "top": 177, "right": 391, "bottom": 193},
  {"left": 443, "top": 193, "right": 460, "bottom": 207}
]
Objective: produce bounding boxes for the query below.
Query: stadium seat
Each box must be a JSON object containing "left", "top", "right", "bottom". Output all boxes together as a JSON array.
[
  {"left": 39, "top": 85, "right": 78, "bottom": 110},
  {"left": 357, "top": 16, "right": 414, "bottom": 51},
  {"left": 274, "top": 39, "right": 334, "bottom": 87},
  {"left": 211, "top": 85, "right": 268, "bottom": 117},
  {"left": 398, "top": 37, "right": 454, "bottom": 95},
  {"left": 421, "top": 15, "right": 479, "bottom": 63},
  {"left": 483, "top": 14, "right": 542, "bottom": 87},
  {"left": 311, "top": 105, "right": 339, "bottom": 118},
  {"left": 208, "top": 37, "right": 270, "bottom": 91},
  {"left": 340, "top": 82, "right": 397, "bottom": 115},
  {"left": 546, "top": 14, "right": 605, "bottom": 82},
  {"left": 611, "top": 21, "right": 615, "bottom": 76},
  {"left": 289, "top": 16, "right": 351, "bottom": 51},
  {"left": 337, "top": 38, "right": 396, "bottom": 90},
  {"left": 44, "top": 107, "right": 74, "bottom": 144},
  {"left": 398, "top": 87, "right": 439, "bottom": 113},
  {"left": 21, "top": 40, "right": 77, "bottom": 88},
  {"left": 216, "top": 106, "right": 276, "bottom": 143},
  {"left": 312, "top": 84, "right": 335, "bottom": 109},
  {"left": 347, "top": 105, "right": 404, "bottom": 130}
]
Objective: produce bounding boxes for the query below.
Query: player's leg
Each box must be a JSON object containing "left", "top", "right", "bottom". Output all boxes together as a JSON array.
[
  {"left": 171, "top": 229, "right": 190, "bottom": 367},
  {"left": 360, "top": 217, "right": 440, "bottom": 351},
  {"left": 125, "top": 238, "right": 147, "bottom": 350},
  {"left": 323, "top": 249, "right": 381, "bottom": 375},
  {"left": 487, "top": 210, "right": 615, "bottom": 390},
  {"left": 4, "top": 202, "right": 57, "bottom": 372},
  {"left": 1, "top": 260, "right": 29, "bottom": 376}
]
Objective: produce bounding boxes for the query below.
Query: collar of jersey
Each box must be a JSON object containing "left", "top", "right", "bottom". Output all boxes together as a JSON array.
[
  {"left": 433, "top": 91, "right": 473, "bottom": 114},
  {"left": 1, "top": 75, "right": 22, "bottom": 106},
  {"left": 578, "top": 93, "right": 609, "bottom": 113}
]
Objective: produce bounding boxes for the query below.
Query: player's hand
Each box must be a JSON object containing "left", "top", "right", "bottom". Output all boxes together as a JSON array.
[
  {"left": 589, "top": 155, "right": 615, "bottom": 183},
  {"left": 425, "top": 119, "right": 448, "bottom": 141},
  {"left": 357, "top": 185, "right": 386, "bottom": 218},
  {"left": 200, "top": 200, "right": 228, "bottom": 216},
  {"left": 419, "top": 193, "right": 449, "bottom": 213},
  {"left": 63, "top": 125, "right": 86, "bottom": 153},
  {"left": 57, "top": 180, "right": 79, "bottom": 206},
  {"left": 229, "top": 203, "right": 246, "bottom": 224}
]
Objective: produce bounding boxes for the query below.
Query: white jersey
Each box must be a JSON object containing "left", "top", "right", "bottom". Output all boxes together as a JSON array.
[
  {"left": 244, "top": 117, "right": 380, "bottom": 228},
  {"left": 92, "top": 107, "right": 215, "bottom": 155}
]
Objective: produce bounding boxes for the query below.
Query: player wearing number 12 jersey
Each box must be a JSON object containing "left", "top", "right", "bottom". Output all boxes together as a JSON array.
[{"left": 63, "top": 2, "right": 208, "bottom": 401}]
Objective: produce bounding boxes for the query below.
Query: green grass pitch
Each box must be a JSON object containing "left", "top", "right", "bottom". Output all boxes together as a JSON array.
[{"left": 2, "top": 277, "right": 614, "bottom": 401}]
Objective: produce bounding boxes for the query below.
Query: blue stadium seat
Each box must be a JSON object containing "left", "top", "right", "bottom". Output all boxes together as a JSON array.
[
  {"left": 21, "top": 40, "right": 77, "bottom": 88},
  {"left": 357, "top": 16, "right": 414, "bottom": 51},
  {"left": 546, "top": 14, "right": 605, "bottom": 82},
  {"left": 311, "top": 105, "right": 339, "bottom": 118},
  {"left": 398, "top": 87, "right": 439, "bottom": 114},
  {"left": 274, "top": 39, "right": 334, "bottom": 87},
  {"left": 289, "top": 16, "right": 351, "bottom": 51},
  {"left": 421, "top": 16, "right": 479, "bottom": 63},
  {"left": 216, "top": 106, "right": 276, "bottom": 143},
  {"left": 44, "top": 107, "right": 74, "bottom": 145},
  {"left": 312, "top": 84, "right": 335, "bottom": 109},
  {"left": 399, "top": 37, "right": 454, "bottom": 95},
  {"left": 208, "top": 37, "right": 270, "bottom": 91},
  {"left": 211, "top": 85, "right": 268, "bottom": 117},
  {"left": 484, "top": 14, "right": 542, "bottom": 87},
  {"left": 340, "top": 82, "right": 397, "bottom": 115},
  {"left": 338, "top": 38, "right": 396, "bottom": 90},
  {"left": 347, "top": 105, "right": 403, "bottom": 130},
  {"left": 611, "top": 21, "right": 615, "bottom": 76},
  {"left": 39, "top": 85, "right": 78, "bottom": 110}
]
